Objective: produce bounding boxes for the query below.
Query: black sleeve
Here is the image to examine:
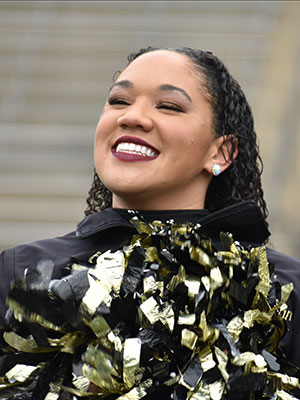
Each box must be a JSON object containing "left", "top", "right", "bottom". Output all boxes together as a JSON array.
[
  {"left": 267, "top": 247, "right": 300, "bottom": 368},
  {"left": 0, "top": 247, "right": 16, "bottom": 325}
]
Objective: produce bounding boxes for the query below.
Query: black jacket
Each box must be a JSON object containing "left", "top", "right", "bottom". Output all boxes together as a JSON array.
[{"left": 1, "top": 201, "right": 299, "bottom": 366}]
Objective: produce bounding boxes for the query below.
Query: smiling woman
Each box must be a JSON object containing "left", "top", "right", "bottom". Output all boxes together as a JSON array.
[
  {"left": 0, "top": 47, "right": 299, "bottom": 399},
  {"left": 86, "top": 47, "right": 267, "bottom": 218},
  {"left": 94, "top": 50, "right": 228, "bottom": 210}
]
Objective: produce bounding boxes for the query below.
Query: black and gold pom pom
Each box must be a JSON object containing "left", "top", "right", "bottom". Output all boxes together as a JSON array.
[{"left": 0, "top": 217, "right": 299, "bottom": 399}]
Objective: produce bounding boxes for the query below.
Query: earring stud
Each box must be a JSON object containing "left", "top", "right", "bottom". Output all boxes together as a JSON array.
[{"left": 212, "top": 164, "right": 221, "bottom": 176}]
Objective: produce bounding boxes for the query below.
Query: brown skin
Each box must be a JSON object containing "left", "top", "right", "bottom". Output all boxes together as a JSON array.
[{"left": 94, "top": 50, "right": 236, "bottom": 210}]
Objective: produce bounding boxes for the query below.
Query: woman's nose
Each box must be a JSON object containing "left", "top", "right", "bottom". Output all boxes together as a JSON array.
[{"left": 117, "top": 103, "right": 153, "bottom": 132}]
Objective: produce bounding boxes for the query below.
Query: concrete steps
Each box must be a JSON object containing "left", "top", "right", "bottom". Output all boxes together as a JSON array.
[{"left": 0, "top": 1, "right": 299, "bottom": 257}]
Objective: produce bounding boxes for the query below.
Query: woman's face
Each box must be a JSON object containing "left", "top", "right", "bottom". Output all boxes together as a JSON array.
[{"left": 94, "top": 50, "right": 222, "bottom": 210}]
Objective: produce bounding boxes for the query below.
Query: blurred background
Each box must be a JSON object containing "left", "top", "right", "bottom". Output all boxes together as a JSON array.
[{"left": 0, "top": 1, "right": 299, "bottom": 257}]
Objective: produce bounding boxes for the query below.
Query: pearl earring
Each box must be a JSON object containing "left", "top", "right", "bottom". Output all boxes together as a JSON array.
[{"left": 212, "top": 164, "right": 221, "bottom": 176}]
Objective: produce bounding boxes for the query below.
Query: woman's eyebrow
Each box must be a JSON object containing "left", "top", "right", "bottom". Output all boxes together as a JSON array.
[
  {"left": 159, "top": 84, "right": 192, "bottom": 102},
  {"left": 109, "top": 80, "right": 133, "bottom": 92}
]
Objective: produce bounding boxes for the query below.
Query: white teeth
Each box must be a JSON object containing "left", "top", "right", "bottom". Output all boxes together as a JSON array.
[
  {"left": 115, "top": 142, "right": 157, "bottom": 157},
  {"left": 146, "top": 148, "right": 153, "bottom": 156},
  {"left": 128, "top": 143, "right": 135, "bottom": 151}
]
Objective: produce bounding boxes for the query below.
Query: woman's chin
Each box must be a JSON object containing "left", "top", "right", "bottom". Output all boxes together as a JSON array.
[{"left": 103, "top": 178, "right": 153, "bottom": 199}]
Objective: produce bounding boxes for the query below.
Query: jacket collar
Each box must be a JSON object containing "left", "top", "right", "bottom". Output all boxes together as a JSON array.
[{"left": 76, "top": 201, "right": 270, "bottom": 245}]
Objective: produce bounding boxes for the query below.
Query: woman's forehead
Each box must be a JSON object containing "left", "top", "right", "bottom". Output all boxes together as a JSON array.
[
  {"left": 119, "top": 50, "right": 193, "bottom": 78},
  {"left": 116, "top": 50, "right": 201, "bottom": 90}
]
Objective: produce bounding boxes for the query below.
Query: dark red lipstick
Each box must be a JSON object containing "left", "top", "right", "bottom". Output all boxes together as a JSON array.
[
  {"left": 112, "top": 135, "right": 159, "bottom": 162},
  {"left": 112, "top": 136, "right": 159, "bottom": 153}
]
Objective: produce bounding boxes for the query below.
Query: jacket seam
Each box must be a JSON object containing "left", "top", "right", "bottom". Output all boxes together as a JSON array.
[{"left": 77, "top": 221, "right": 134, "bottom": 238}]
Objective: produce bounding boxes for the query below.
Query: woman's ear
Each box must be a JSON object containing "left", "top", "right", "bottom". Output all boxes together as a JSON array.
[{"left": 204, "top": 135, "right": 238, "bottom": 175}]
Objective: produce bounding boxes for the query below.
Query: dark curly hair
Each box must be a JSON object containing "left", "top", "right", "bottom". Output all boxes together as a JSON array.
[{"left": 85, "top": 46, "right": 268, "bottom": 220}]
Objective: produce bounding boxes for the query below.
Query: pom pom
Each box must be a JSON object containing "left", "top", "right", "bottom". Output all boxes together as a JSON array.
[{"left": 0, "top": 216, "right": 299, "bottom": 399}]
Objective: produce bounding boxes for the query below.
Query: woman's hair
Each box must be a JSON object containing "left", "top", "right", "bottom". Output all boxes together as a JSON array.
[{"left": 85, "top": 46, "right": 268, "bottom": 220}]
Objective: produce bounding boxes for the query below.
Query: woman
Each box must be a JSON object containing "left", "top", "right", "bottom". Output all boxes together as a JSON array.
[{"left": 0, "top": 47, "right": 299, "bottom": 399}]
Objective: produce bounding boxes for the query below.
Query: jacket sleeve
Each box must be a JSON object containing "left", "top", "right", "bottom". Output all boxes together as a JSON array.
[
  {"left": 267, "top": 247, "right": 300, "bottom": 368},
  {"left": 0, "top": 247, "right": 16, "bottom": 325}
]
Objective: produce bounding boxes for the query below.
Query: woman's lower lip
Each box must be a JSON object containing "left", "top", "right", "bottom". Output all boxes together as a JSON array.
[{"left": 112, "top": 149, "right": 158, "bottom": 162}]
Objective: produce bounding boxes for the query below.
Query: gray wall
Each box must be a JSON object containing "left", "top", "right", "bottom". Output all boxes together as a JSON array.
[{"left": 0, "top": 1, "right": 299, "bottom": 257}]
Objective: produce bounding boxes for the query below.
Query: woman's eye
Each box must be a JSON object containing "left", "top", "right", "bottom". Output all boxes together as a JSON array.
[
  {"left": 108, "top": 97, "right": 130, "bottom": 106},
  {"left": 158, "top": 103, "right": 183, "bottom": 112}
]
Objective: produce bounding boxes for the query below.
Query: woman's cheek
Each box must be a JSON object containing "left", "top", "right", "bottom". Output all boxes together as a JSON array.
[{"left": 95, "top": 113, "right": 115, "bottom": 143}]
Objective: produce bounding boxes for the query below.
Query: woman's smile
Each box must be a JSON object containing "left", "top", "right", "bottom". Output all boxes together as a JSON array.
[{"left": 112, "top": 135, "right": 159, "bottom": 161}]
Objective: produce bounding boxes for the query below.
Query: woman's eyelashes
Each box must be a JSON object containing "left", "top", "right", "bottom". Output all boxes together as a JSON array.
[
  {"left": 108, "top": 97, "right": 184, "bottom": 113},
  {"left": 157, "top": 102, "right": 183, "bottom": 112},
  {"left": 108, "top": 97, "right": 129, "bottom": 106}
]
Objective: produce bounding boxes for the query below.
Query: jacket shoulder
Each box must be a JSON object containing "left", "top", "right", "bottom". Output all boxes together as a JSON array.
[
  {"left": 267, "top": 247, "right": 300, "bottom": 264},
  {"left": 266, "top": 247, "right": 300, "bottom": 367},
  {"left": 0, "top": 213, "right": 136, "bottom": 324},
  {"left": 0, "top": 231, "right": 79, "bottom": 323},
  {"left": 267, "top": 247, "right": 300, "bottom": 284}
]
